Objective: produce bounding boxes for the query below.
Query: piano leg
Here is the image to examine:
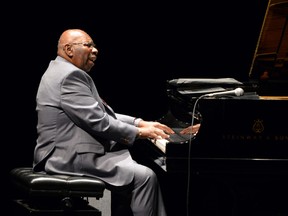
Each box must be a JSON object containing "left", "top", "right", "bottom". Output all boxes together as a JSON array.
[{"left": 158, "top": 172, "right": 237, "bottom": 216}]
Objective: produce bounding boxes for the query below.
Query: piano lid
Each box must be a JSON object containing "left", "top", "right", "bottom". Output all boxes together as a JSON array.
[{"left": 249, "top": 0, "right": 288, "bottom": 95}]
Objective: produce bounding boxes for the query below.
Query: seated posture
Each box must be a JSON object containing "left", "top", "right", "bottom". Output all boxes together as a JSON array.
[{"left": 33, "top": 29, "right": 175, "bottom": 216}]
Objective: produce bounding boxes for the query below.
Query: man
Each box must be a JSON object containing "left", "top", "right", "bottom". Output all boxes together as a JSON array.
[{"left": 33, "top": 29, "right": 175, "bottom": 216}]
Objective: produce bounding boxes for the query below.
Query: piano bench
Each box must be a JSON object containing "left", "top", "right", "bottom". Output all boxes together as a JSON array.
[{"left": 10, "top": 167, "right": 106, "bottom": 216}]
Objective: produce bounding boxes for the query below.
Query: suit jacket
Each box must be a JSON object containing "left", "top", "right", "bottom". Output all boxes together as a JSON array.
[{"left": 33, "top": 56, "right": 139, "bottom": 186}]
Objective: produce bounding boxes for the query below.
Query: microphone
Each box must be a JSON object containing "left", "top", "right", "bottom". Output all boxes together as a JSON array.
[{"left": 205, "top": 87, "right": 244, "bottom": 97}]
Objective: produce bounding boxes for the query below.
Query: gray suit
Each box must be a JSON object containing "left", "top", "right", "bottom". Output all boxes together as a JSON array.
[{"left": 33, "top": 56, "right": 166, "bottom": 216}]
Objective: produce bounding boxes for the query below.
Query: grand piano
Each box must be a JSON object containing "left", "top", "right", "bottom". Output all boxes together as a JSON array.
[{"left": 132, "top": 0, "right": 288, "bottom": 215}]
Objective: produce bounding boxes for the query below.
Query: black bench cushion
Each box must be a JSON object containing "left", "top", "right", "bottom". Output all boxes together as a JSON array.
[{"left": 10, "top": 167, "right": 106, "bottom": 199}]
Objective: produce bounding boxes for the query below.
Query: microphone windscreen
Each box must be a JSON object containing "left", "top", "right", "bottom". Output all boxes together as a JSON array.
[{"left": 235, "top": 88, "right": 244, "bottom": 96}]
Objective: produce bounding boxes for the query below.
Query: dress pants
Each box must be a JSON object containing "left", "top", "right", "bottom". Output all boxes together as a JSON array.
[{"left": 108, "top": 162, "right": 167, "bottom": 216}]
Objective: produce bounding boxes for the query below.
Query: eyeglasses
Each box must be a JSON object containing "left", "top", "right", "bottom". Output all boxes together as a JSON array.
[{"left": 70, "top": 42, "right": 97, "bottom": 49}]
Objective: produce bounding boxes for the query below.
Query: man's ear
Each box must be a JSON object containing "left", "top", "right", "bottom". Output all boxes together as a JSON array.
[{"left": 63, "top": 44, "right": 73, "bottom": 57}]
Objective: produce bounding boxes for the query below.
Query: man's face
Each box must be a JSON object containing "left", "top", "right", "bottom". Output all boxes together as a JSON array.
[{"left": 71, "top": 41, "right": 98, "bottom": 72}]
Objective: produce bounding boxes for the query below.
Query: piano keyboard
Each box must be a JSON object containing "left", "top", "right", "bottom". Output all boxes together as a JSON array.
[
  {"left": 150, "top": 138, "right": 168, "bottom": 153},
  {"left": 150, "top": 128, "right": 195, "bottom": 153}
]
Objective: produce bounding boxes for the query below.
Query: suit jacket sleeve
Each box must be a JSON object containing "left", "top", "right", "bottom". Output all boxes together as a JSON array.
[{"left": 60, "top": 70, "right": 138, "bottom": 145}]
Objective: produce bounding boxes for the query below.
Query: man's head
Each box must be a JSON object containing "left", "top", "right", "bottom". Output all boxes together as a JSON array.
[{"left": 57, "top": 29, "right": 99, "bottom": 72}]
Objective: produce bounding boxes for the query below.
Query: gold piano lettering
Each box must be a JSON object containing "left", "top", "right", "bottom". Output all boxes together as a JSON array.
[{"left": 222, "top": 134, "right": 288, "bottom": 142}]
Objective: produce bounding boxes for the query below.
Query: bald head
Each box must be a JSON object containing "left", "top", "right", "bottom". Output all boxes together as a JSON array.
[
  {"left": 56, "top": 29, "right": 98, "bottom": 72},
  {"left": 57, "top": 29, "right": 90, "bottom": 54}
]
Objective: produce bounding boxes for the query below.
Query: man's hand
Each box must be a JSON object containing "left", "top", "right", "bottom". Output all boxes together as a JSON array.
[
  {"left": 137, "top": 121, "right": 174, "bottom": 140},
  {"left": 179, "top": 124, "right": 201, "bottom": 135}
]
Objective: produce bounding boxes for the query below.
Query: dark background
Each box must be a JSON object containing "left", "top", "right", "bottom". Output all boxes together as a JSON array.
[{"left": 3, "top": 0, "right": 269, "bottom": 211}]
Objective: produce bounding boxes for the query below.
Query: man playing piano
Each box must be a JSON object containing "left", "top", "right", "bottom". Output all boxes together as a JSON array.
[{"left": 33, "top": 28, "right": 179, "bottom": 216}]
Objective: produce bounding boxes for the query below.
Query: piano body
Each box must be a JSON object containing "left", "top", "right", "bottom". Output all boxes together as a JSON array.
[
  {"left": 131, "top": 0, "right": 288, "bottom": 215},
  {"left": 144, "top": 97, "right": 288, "bottom": 173},
  {"left": 134, "top": 98, "right": 288, "bottom": 215}
]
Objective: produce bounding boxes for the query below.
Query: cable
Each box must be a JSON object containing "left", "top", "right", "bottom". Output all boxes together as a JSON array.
[{"left": 186, "top": 94, "right": 206, "bottom": 216}]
